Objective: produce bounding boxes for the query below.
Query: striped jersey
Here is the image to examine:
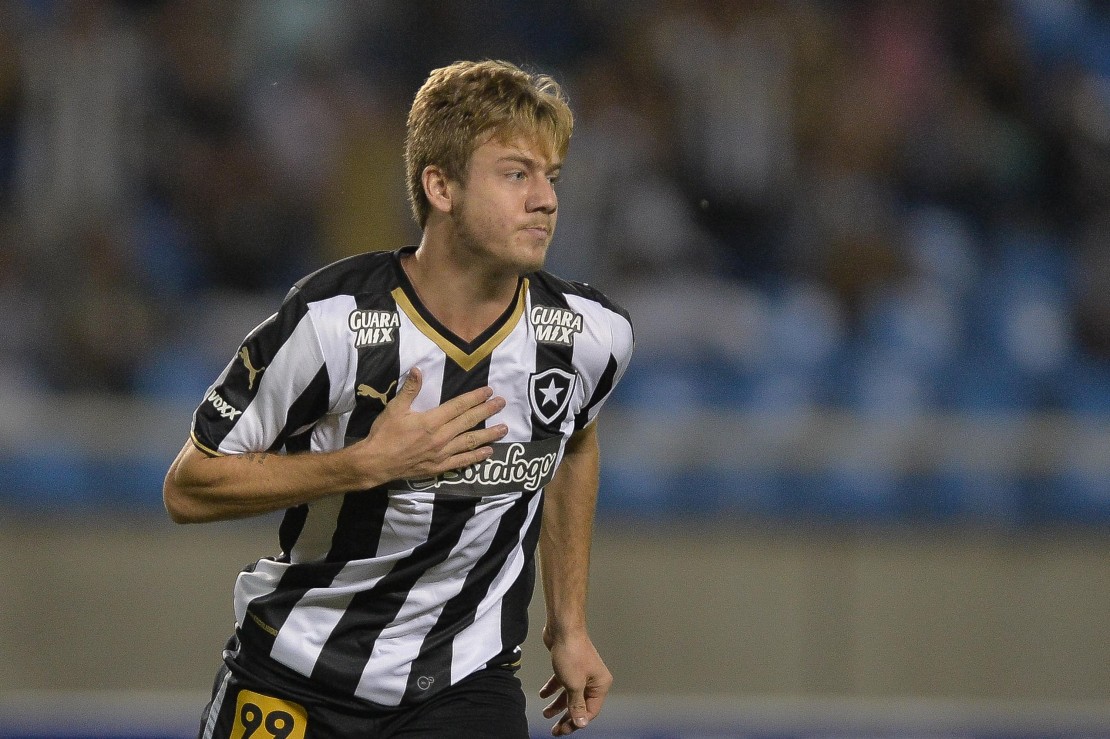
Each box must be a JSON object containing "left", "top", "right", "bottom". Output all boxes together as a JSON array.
[{"left": 190, "top": 246, "right": 634, "bottom": 709}]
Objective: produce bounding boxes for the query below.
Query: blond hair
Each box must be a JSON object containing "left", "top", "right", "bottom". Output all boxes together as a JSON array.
[{"left": 404, "top": 60, "right": 573, "bottom": 227}]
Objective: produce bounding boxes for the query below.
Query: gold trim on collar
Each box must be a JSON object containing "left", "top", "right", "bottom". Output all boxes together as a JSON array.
[{"left": 391, "top": 279, "right": 528, "bottom": 371}]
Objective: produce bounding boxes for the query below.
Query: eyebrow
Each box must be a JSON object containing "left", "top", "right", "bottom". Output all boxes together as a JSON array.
[{"left": 498, "top": 154, "right": 562, "bottom": 172}]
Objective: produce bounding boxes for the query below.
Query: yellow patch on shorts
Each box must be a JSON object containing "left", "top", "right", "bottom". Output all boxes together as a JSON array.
[{"left": 230, "top": 689, "right": 307, "bottom": 739}]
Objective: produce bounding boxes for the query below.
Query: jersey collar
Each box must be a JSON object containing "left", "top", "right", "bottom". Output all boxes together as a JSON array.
[{"left": 392, "top": 247, "right": 528, "bottom": 371}]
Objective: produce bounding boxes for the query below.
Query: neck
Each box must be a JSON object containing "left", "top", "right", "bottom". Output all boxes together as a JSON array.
[{"left": 402, "top": 237, "right": 522, "bottom": 342}]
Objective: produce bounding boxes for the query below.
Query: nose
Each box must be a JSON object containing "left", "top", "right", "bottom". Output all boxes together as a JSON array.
[{"left": 527, "top": 177, "right": 557, "bottom": 215}]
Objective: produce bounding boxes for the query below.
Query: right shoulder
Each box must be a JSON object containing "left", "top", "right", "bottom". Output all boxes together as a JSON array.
[{"left": 288, "top": 250, "right": 402, "bottom": 305}]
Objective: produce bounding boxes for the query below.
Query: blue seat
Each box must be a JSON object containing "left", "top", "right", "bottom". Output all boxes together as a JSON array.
[
  {"left": 608, "top": 355, "right": 706, "bottom": 413},
  {"left": 83, "top": 456, "right": 170, "bottom": 510},
  {"left": 786, "top": 469, "right": 906, "bottom": 522},
  {"left": 1032, "top": 472, "right": 1110, "bottom": 525},
  {"left": 938, "top": 351, "right": 1038, "bottom": 414},
  {"left": 1052, "top": 356, "right": 1110, "bottom": 418},
  {"left": 0, "top": 449, "right": 93, "bottom": 509},
  {"left": 921, "top": 470, "right": 1025, "bottom": 525},
  {"left": 133, "top": 344, "right": 218, "bottom": 402},
  {"left": 597, "top": 462, "right": 674, "bottom": 519}
]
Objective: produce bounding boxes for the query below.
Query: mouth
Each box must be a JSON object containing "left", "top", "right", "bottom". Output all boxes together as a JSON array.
[{"left": 521, "top": 224, "right": 551, "bottom": 239}]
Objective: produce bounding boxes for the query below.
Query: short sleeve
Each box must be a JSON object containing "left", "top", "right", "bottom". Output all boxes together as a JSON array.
[{"left": 191, "top": 288, "right": 332, "bottom": 456}]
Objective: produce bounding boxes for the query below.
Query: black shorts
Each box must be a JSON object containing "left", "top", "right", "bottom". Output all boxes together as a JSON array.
[{"left": 197, "top": 662, "right": 529, "bottom": 739}]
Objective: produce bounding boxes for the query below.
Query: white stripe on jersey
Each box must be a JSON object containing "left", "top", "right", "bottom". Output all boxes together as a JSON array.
[
  {"left": 219, "top": 311, "right": 326, "bottom": 454},
  {"left": 288, "top": 493, "right": 346, "bottom": 563},
  {"left": 233, "top": 557, "right": 286, "bottom": 628},
  {"left": 375, "top": 489, "right": 435, "bottom": 559},
  {"left": 488, "top": 306, "right": 536, "bottom": 442},
  {"left": 450, "top": 486, "right": 543, "bottom": 682},
  {"left": 397, "top": 306, "right": 447, "bottom": 411},
  {"left": 566, "top": 293, "right": 634, "bottom": 427},
  {"left": 271, "top": 593, "right": 354, "bottom": 678},
  {"left": 200, "top": 667, "right": 231, "bottom": 739},
  {"left": 308, "top": 294, "right": 360, "bottom": 414}
]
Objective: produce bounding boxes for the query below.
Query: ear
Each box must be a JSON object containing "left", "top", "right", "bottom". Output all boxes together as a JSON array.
[{"left": 422, "top": 165, "right": 454, "bottom": 216}]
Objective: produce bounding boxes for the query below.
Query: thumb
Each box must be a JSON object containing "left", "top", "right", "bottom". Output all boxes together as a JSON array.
[
  {"left": 566, "top": 687, "right": 589, "bottom": 729},
  {"left": 394, "top": 367, "right": 422, "bottom": 408}
]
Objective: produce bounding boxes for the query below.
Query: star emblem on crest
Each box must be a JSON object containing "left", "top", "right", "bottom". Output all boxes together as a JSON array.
[{"left": 539, "top": 378, "right": 564, "bottom": 406}]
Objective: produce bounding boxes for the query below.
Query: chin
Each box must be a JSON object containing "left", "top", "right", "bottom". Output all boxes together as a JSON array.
[
  {"left": 520, "top": 250, "right": 549, "bottom": 274},
  {"left": 505, "top": 242, "right": 549, "bottom": 274}
]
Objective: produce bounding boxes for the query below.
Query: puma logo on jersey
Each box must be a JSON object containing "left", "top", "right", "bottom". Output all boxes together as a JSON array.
[
  {"left": 349, "top": 309, "right": 400, "bottom": 348},
  {"left": 238, "top": 346, "right": 266, "bottom": 390},
  {"left": 357, "top": 380, "right": 397, "bottom": 406},
  {"left": 529, "top": 305, "right": 582, "bottom": 346},
  {"left": 206, "top": 390, "right": 242, "bottom": 420}
]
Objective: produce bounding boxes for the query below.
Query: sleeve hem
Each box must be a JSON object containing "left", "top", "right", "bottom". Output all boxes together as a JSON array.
[{"left": 190, "top": 431, "right": 223, "bottom": 458}]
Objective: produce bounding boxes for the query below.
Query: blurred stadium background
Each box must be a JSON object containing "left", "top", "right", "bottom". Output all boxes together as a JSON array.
[{"left": 1, "top": 1, "right": 1109, "bottom": 737}]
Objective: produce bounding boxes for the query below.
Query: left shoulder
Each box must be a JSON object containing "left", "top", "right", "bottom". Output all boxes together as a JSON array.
[{"left": 527, "top": 270, "right": 632, "bottom": 326}]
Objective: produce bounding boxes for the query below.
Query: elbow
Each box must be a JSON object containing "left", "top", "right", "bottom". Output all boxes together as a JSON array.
[
  {"left": 164, "top": 499, "right": 192, "bottom": 525},
  {"left": 163, "top": 483, "right": 196, "bottom": 525},
  {"left": 163, "top": 464, "right": 204, "bottom": 525}
]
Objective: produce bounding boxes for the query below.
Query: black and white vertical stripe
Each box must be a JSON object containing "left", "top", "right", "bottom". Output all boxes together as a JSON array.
[{"left": 190, "top": 248, "right": 633, "bottom": 708}]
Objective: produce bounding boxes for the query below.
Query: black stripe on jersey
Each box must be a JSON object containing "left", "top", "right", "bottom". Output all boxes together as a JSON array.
[
  {"left": 310, "top": 496, "right": 480, "bottom": 696},
  {"left": 442, "top": 352, "right": 491, "bottom": 404},
  {"left": 344, "top": 287, "right": 403, "bottom": 441},
  {"left": 272, "top": 365, "right": 331, "bottom": 452},
  {"left": 400, "top": 489, "right": 539, "bottom": 703},
  {"left": 575, "top": 353, "right": 619, "bottom": 431},
  {"left": 374, "top": 331, "right": 496, "bottom": 701},
  {"left": 318, "top": 274, "right": 402, "bottom": 563},
  {"left": 277, "top": 506, "right": 308, "bottom": 562},
  {"left": 495, "top": 491, "right": 543, "bottom": 669},
  {"left": 526, "top": 279, "right": 576, "bottom": 438},
  {"left": 325, "top": 488, "right": 392, "bottom": 563}
]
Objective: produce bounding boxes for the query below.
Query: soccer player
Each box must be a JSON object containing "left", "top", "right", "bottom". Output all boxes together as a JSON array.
[{"left": 163, "top": 60, "right": 634, "bottom": 738}]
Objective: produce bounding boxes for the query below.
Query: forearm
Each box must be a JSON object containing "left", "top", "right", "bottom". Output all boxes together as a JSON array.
[
  {"left": 163, "top": 440, "right": 375, "bottom": 524},
  {"left": 164, "top": 375, "right": 508, "bottom": 525},
  {"left": 540, "top": 423, "right": 600, "bottom": 638}
]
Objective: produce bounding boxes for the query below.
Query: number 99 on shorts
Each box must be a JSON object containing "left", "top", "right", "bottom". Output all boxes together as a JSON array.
[{"left": 230, "top": 690, "right": 307, "bottom": 739}]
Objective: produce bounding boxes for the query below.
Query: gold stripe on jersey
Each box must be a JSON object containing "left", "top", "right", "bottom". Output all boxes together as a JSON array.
[
  {"left": 190, "top": 430, "right": 224, "bottom": 457},
  {"left": 390, "top": 280, "right": 529, "bottom": 371}
]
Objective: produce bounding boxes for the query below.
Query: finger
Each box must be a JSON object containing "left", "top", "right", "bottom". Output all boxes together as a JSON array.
[
  {"left": 392, "top": 367, "right": 422, "bottom": 410},
  {"left": 552, "top": 714, "right": 580, "bottom": 736},
  {"left": 441, "top": 425, "right": 508, "bottom": 457},
  {"left": 444, "top": 397, "right": 507, "bottom": 441},
  {"left": 434, "top": 446, "right": 495, "bottom": 474},
  {"left": 542, "top": 690, "right": 567, "bottom": 718},
  {"left": 565, "top": 686, "right": 590, "bottom": 731},
  {"left": 426, "top": 385, "right": 497, "bottom": 425},
  {"left": 584, "top": 691, "right": 606, "bottom": 722},
  {"left": 435, "top": 397, "right": 506, "bottom": 445},
  {"left": 538, "top": 675, "right": 561, "bottom": 699}
]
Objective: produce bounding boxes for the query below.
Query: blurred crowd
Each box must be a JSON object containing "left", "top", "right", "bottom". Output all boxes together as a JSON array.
[{"left": 1, "top": 0, "right": 1109, "bottom": 418}]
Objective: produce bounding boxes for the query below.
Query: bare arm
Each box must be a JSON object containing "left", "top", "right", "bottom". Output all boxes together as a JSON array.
[
  {"left": 538, "top": 421, "right": 612, "bottom": 736},
  {"left": 163, "top": 367, "right": 508, "bottom": 524}
]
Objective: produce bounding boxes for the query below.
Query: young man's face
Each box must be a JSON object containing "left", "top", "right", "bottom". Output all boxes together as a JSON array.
[{"left": 448, "top": 131, "right": 562, "bottom": 275}]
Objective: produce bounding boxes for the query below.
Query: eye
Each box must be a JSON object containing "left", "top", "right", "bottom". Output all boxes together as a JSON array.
[
  {"left": 547, "top": 174, "right": 560, "bottom": 186},
  {"left": 507, "top": 170, "right": 526, "bottom": 181}
]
